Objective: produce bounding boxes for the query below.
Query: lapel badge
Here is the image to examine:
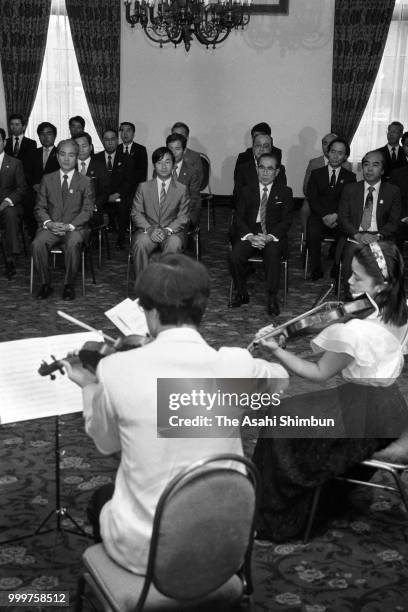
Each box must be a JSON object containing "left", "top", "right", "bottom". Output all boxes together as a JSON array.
[
  {"left": 340, "top": 179, "right": 344, "bottom": 183},
  {"left": 69, "top": 189, "right": 74, "bottom": 194},
  {"left": 379, "top": 199, "right": 384, "bottom": 204},
  {"left": 118, "top": 161, "right": 122, "bottom": 167}
]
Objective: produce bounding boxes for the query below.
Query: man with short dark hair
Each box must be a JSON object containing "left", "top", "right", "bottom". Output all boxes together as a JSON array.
[
  {"left": 74, "top": 132, "right": 110, "bottom": 213},
  {"left": 166, "top": 132, "right": 201, "bottom": 226},
  {"left": 32, "top": 139, "right": 95, "bottom": 300},
  {"left": 229, "top": 151, "right": 294, "bottom": 315},
  {"left": 68, "top": 116, "right": 86, "bottom": 138},
  {"left": 118, "top": 121, "right": 148, "bottom": 189},
  {"left": 131, "top": 147, "right": 190, "bottom": 278},
  {"left": 171, "top": 122, "right": 203, "bottom": 186},
  {"left": 61, "top": 253, "right": 288, "bottom": 573},
  {"left": 33, "top": 122, "right": 60, "bottom": 189},
  {"left": 0, "top": 128, "right": 27, "bottom": 279},
  {"left": 378, "top": 121, "right": 407, "bottom": 180}
]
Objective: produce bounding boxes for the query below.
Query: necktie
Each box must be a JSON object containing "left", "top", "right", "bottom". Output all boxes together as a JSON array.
[
  {"left": 62, "top": 174, "right": 69, "bottom": 205},
  {"left": 329, "top": 169, "right": 336, "bottom": 188},
  {"left": 43, "top": 147, "right": 50, "bottom": 169},
  {"left": 13, "top": 137, "right": 19, "bottom": 157},
  {"left": 80, "top": 162, "right": 87, "bottom": 175},
  {"left": 391, "top": 147, "right": 396, "bottom": 163},
  {"left": 172, "top": 165, "right": 178, "bottom": 181},
  {"left": 361, "top": 186, "right": 374, "bottom": 231},
  {"left": 125, "top": 145, "right": 129, "bottom": 155},
  {"left": 159, "top": 181, "right": 167, "bottom": 207},
  {"left": 260, "top": 186, "right": 268, "bottom": 234},
  {"left": 107, "top": 155, "right": 113, "bottom": 171}
]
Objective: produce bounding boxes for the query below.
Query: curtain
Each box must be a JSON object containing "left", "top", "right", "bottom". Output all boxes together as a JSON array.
[
  {"left": 331, "top": 0, "right": 395, "bottom": 143},
  {"left": 65, "top": 0, "right": 120, "bottom": 140},
  {"left": 0, "top": 0, "right": 51, "bottom": 122},
  {"left": 350, "top": 0, "right": 408, "bottom": 162}
]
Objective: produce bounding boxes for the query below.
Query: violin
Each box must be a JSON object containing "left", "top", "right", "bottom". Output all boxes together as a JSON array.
[
  {"left": 247, "top": 296, "right": 375, "bottom": 352},
  {"left": 38, "top": 335, "right": 151, "bottom": 380}
]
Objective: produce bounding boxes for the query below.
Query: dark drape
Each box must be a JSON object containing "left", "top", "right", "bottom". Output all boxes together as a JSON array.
[
  {"left": 0, "top": 0, "right": 51, "bottom": 122},
  {"left": 66, "top": 0, "right": 120, "bottom": 140},
  {"left": 331, "top": 0, "right": 395, "bottom": 142}
]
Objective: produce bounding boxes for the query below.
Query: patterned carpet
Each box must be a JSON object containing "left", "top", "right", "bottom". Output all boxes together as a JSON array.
[{"left": 0, "top": 202, "right": 407, "bottom": 611}]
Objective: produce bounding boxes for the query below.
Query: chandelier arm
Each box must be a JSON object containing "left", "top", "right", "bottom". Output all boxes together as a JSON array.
[{"left": 143, "top": 26, "right": 172, "bottom": 45}]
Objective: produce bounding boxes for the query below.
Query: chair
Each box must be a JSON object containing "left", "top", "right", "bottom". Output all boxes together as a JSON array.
[
  {"left": 89, "top": 220, "right": 111, "bottom": 267},
  {"left": 75, "top": 454, "right": 259, "bottom": 612},
  {"left": 200, "top": 153, "right": 215, "bottom": 231},
  {"left": 228, "top": 256, "right": 289, "bottom": 310},
  {"left": 29, "top": 243, "right": 96, "bottom": 297},
  {"left": 304, "top": 237, "right": 342, "bottom": 300},
  {"left": 303, "top": 457, "right": 408, "bottom": 543}
]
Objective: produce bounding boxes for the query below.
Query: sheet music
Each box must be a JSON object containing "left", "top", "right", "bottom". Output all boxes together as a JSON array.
[
  {"left": 104, "top": 298, "right": 149, "bottom": 336},
  {"left": 0, "top": 332, "right": 101, "bottom": 425}
]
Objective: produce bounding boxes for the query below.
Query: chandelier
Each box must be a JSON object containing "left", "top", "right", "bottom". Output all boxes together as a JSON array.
[{"left": 124, "top": 0, "right": 251, "bottom": 51}]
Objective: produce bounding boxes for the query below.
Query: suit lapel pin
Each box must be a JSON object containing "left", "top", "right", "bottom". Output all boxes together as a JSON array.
[
  {"left": 118, "top": 162, "right": 122, "bottom": 167},
  {"left": 379, "top": 199, "right": 384, "bottom": 204},
  {"left": 69, "top": 189, "right": 74, "bottom": 194},
  {"left": 340, "top": 179, "right": 344, "bottom": 183}
]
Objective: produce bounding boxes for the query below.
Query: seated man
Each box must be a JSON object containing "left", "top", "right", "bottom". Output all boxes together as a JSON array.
[
  {"left": 131, "top": 147, "right": 189, "bottom": 278},
  {"left": 390, "top": 130, "right": 408, "bottom": 253},
  {"left": 61, "top": 253, "right": 288, "bottom": 573},
  {"left": 166, "top": 132, "right": 201, "bottom": 226},
  {"left": 306, "top": 137, "right": 356, "bottom": 280},
  {"left": 233, "top": 133, "right": 287, "bottom": 206},
  {"left": 32, "top": 139, "right": 94, "bottom": 301},
  {"left": 234, "top": 122, "right": 282, "bottom": 175},
  {"left": 171, "top": 121, "right": 203, "bottom": 187},
  {"left": 0, "top": 128, "right": 27, "bottom": 279},
  {"left": 338, "top": 149, "right": 401, "bottom": 287},
  {"left": 229, "top": 151, "right": 294, "bottom": 316}
]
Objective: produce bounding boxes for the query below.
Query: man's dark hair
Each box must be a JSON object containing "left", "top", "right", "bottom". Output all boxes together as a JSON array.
[
  {"left": 37, "top": 122, "right": 57, "bottom": 137},
  {"left": 102, "top": 128, "right": 118, "bottom": 138},
  {"left": 401, "top": 131, "right": 408, "bottom": 146},
  {"left": 166, "top": 133, "right": 187, "bottom": 150},
  {"left": 75, "top": 131, "right": 93, "bottom": 146},
  {"left": 8, "top": 113, "right": 25, "bottom": 125},
  {"left": 171, "top": 121, "right": 190, "bottom": 136},
  {"left": 258, "top": 151, "right": 281, "bottom": 169},
  {"left": 362, "top": 149, "right": 386, "bottom": 169},
  {"left": 69, "top": 115, "right": 85, "bottom": 129},
  {"left": 136, "top": 254, "right": 210, "bottom": 327},
  {"left": 327, "top": 137, "right": 350, "bottom": 158},
  {"left": 152, "top": 146, "right": 175, "bottom": 165},
  {"left": 0, "top": 128, "right": 6, "bottom": 140},
  {"left": 120, "top": 121, "right": 135, "bottom": 132},
  {"left": 251, "top": 122, "right": 271, "bottom": 137},
  {"left": 388, "top": 121, "right": 404, "bottom": 132}
]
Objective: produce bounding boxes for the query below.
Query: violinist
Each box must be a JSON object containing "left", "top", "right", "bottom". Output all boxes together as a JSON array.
[
  {"left": 252, "top": 241, "right": 408, "bottom": 542},
  {"left": 61, "top": 254, "right": 288, "bottom": 574}
]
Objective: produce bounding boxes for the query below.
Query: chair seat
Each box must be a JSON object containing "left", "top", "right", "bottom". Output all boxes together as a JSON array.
[{"left": 83, "top": 544, "right": 243, "bottom": 612}]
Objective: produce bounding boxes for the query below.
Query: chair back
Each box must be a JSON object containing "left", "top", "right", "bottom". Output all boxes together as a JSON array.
[
  {"left": 139, "top": 454, "right": 258, "bottom": 606},
  {"left": 199, "top": 153, "right": 211, "bottom": 193}
]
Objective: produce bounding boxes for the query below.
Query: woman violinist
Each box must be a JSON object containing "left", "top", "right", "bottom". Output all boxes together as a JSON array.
[{"left": 253, "top": 241, "right": 408, "bottom": 541}]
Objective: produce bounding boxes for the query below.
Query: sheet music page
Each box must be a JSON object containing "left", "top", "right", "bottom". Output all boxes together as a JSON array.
[
  {"left": 104, "top": 298, "right": 149, "bottom": 336},
  {"left": 0, "top": 331, "right": 101, "bottom": 425}
]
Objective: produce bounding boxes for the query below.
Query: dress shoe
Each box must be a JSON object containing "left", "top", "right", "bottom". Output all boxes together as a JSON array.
[
  {"left": 36, "top": 284, "right": 53, "bottom": 300},
  {"left": 5, "top": 260, "right": 16, "bottom": 279},
  {"left": 62, "top": 284, "right": 75, "bottom": 300},
  {"left": 310, "top": 270, "right": 323, "bottom": 282},
  {"left": 267, "top": 297, "right": 280, "bottom": 316},
  {"left": 230, "top": 293, "right": 250, "bottom": 308}
]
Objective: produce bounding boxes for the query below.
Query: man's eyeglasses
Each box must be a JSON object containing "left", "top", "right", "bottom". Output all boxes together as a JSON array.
[{"left": 258, "top": 165, "right": 276, "bottom": 173}]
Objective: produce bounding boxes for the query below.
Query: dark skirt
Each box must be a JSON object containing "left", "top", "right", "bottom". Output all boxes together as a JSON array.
[{"left": 253, "top": 381, "right": 408, "bottom": 541}]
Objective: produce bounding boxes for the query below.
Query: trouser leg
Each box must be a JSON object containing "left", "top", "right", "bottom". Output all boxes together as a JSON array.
[
  {"left": 263, "top": 240, "right": 282, "bottom": 296},
  {"left": 131, "top": 231, "right": 157, "bottom": 278},
  {"left": 86, "top": 483, "right": 115, "bottom": 543},
  {"left": 229, "top": 239, "right": 256, "bottom": 295},
  {"left": 32, "top": 229, "right": 61, "bottom": 284},
  {"left": 63, "top": 231, "right": 87, "bottom": 284}
]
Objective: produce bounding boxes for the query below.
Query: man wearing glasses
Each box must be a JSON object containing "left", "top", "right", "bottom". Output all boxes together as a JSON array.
[{"left": 229, "top": 152, "right": 294, "bottom": 315}]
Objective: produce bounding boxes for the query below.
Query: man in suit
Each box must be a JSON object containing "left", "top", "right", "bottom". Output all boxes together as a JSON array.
[
  {"left": 306, "top": 137, "right": 356, "bottom": 280},
  {"left": 229, "top": 151, "right": 294, "bottom": 316},
  {"left": 131, "top": 147, "right": 190, "bottom": 278},
  {"left": 74, "top": 132, "right": 110, "bottom": 213},
  {"left": 378, "top": 121, "right": 407, "bottom": 180},
  {"left": 390, "top": 131, "right": 408, "bottom": 252},
  {"left": 94, "top": 129, "right": 134, "bottom": 249},
  {"left": 171, "top": 121, "right": 203, "bottom": 187},
  {"left": 234, "top": 122, "right": 282, "bottom": 176},
  {"left": 118, "top": 121, "right": 148, "bottom": 191},
  {"left": 68, "top": 115, "right": 85, "bottom": 139},
  {"left": 338, "top": 149, "right": 401, "bottom": 284},
  {"left": 61, "top": 253, "right": 288, "bottom": 572},
  {"left": 166, "top": 132, "right": 201, "bottom": 226},
  {"left": 32, "top": 122, "right": 60, "bottom": 189},
  {"left": 32, "top": 139, "right": 95, "bottom": 300},
  {"left": 233, "top": 134, "right": 287, "bottom": 205},
  {"left": 0, "top": 128, "right": 27, "bottom": 279}
]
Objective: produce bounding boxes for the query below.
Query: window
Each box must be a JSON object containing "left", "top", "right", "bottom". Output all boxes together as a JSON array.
[
  {"left": 26, "top": 0, "right": 102, "bottom": 150},
  {"left": 350, "top": 0, "right": 408, "bottom": 164}
]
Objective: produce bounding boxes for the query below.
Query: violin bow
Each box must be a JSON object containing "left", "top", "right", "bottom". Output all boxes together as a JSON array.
[{"left": 57, "top": 310, "right": 116, "bottom": 344}]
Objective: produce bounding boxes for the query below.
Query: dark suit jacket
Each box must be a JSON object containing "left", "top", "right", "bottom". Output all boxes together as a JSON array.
[
  {"left": 117, "top": 141, "right": 148, "bottom": 188},
  {"left": 175, "top": 160, "right": 201, "bottom": 225},
  {"left": 235, "top": 181, "right": 294, "bottom": 241},
  {"left": 34, "top": 170, "right": 94, "bottom": 228},
  {"left": 307, "top": 166, "right": 356, "bottom": 218},
  {"left": 32, "top": 146, "right": 60, "bottom": 186},
  {"left": 82, "top": 156, "right": 111, "bottom": 210},
  {"left": 378, "top": 145, "right": 407, "bottom": 180},
  {"left": 5, "top": 135, "right": 37, "bottom": 186},
  {"left": 234, "top": 146, "right": 282, "bottom": 182},
  {"left": 234, "top": 157, "right": 287, "bottom": 203},
  {"left": 390, "top": 165, "right": 408, "bottom": 218},
  {"left": 131, "top": 178, "right": 189, "bottom": 233},
  {"left": 94, "top": 150, "right": 134, "bottom": 201},
  {"left": 338, "top": 180, "right": 401, "bottom": 241},
  {"left": 0, "top": 154, "right": 27, "bottom": 205}
]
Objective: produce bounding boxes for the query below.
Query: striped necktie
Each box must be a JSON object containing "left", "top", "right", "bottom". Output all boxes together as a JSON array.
[
  {"left": 80, "top": 162, "right": 87, "bottom": 176},
  {"left": 361, "top": 186, "right": 374, "bottom": 231},
  {"left": 13, "top": 137, "right": 20, "bottom": 157},
  {"left": 260, "top": 186, "right": 268, "bottom": 234},
  {"left": 160, "top": 181, "right": 166, "bottom": 207},
  {"left": 62, "top": 174, "right": 69, "bottom": 205}
]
